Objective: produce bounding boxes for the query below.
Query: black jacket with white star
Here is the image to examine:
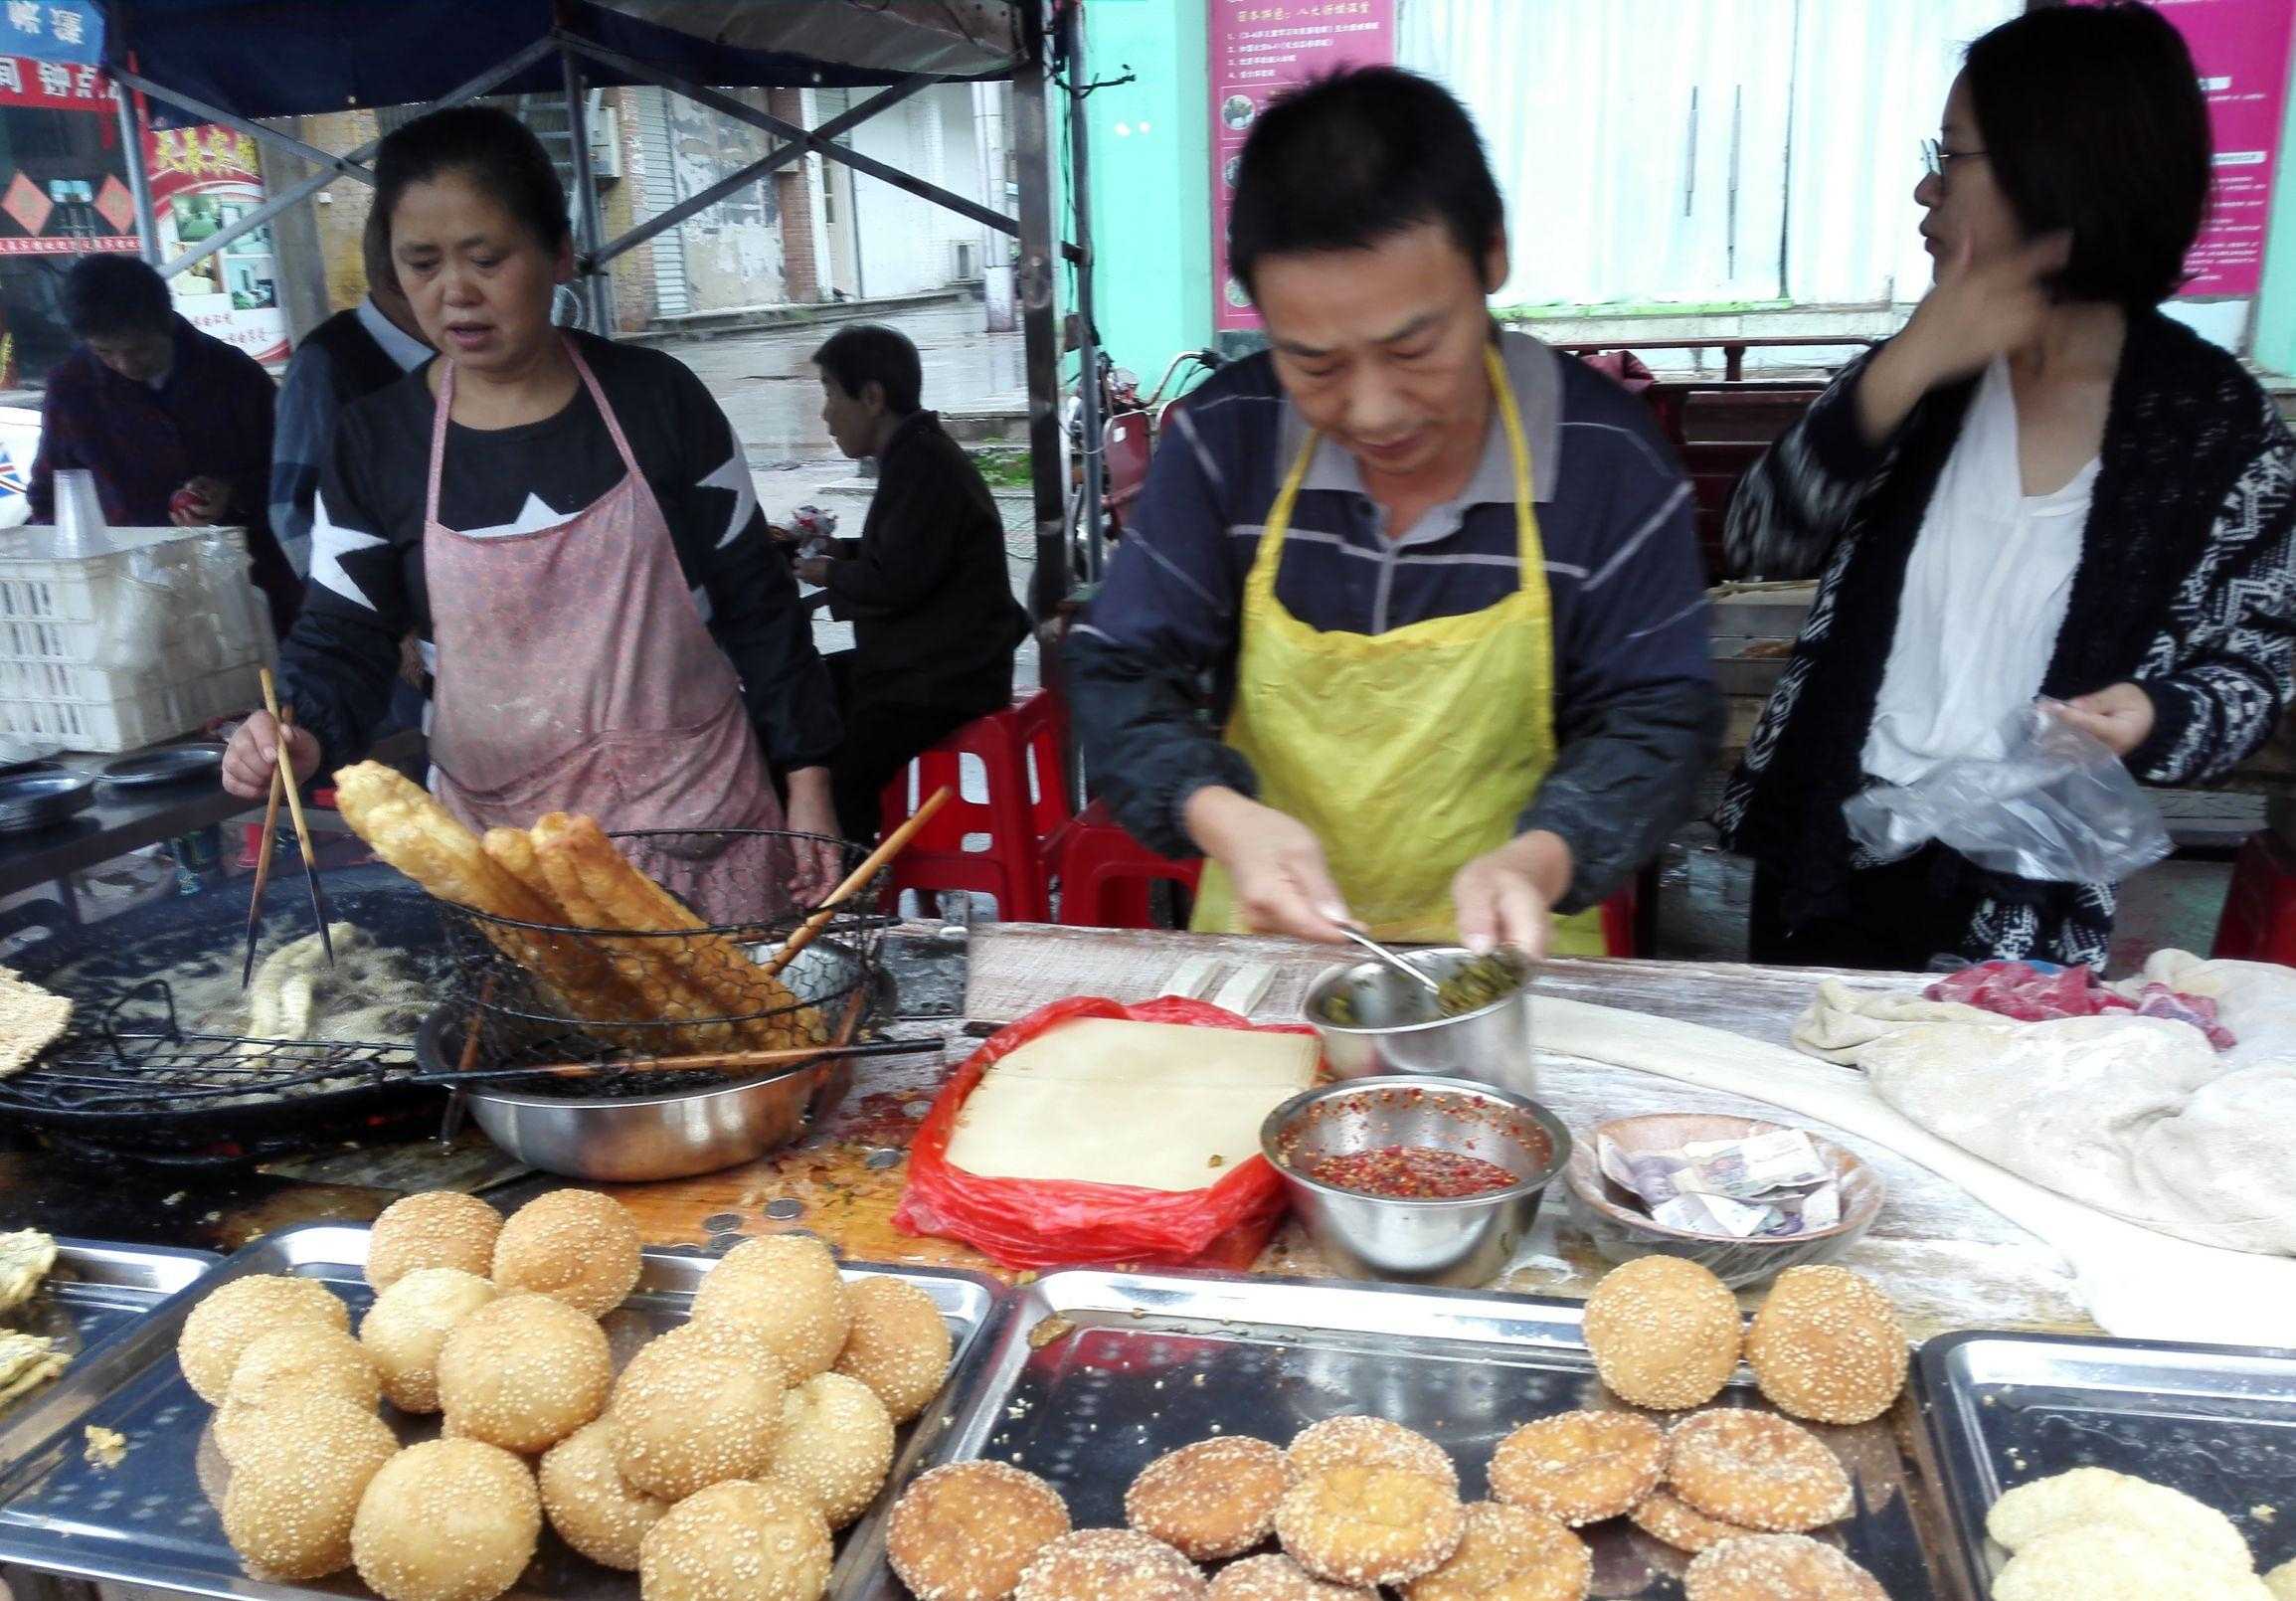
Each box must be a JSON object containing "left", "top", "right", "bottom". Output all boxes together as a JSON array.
[{"left": 278, "top": 331, "right": 839, "bottom": 779}]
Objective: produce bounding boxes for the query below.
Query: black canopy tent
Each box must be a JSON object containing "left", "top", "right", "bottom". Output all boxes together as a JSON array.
[{"left": 92, "top": 0, "right": 1097, "bottom": 620}]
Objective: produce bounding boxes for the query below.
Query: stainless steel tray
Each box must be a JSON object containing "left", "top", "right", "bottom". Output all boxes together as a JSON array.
[
  {"left": 0, "top": 1222, "right": 1001, "bottom": 1601},
  {"left": 874, "top": 1269, "right": 1955, "bottom": 1601},
  {"left": 1916, "top": 1330, "right": 2296, "bottom": 1596},
  {"left": 0, "top": 1237, "right": 218, "bottom": 1383}
]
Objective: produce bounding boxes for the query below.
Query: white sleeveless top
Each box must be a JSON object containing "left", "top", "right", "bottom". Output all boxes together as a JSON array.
[{"left": 1863, "top": 357, "right": 2099, "bottom": 785}]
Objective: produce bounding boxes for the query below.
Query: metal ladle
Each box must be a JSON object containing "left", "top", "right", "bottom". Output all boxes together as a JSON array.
[{"left": 1336, "top": 923, "right": 1442, "bottom": 994}]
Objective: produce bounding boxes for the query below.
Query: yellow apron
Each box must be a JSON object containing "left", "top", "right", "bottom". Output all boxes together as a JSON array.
[{"left": 1191, "top": 345, "right": 1604, "bottom": 954}]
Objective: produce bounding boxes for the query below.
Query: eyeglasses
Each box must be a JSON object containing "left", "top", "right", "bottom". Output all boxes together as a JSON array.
[{"left": 1922, "top": 138, "right": 1988, "bottom": 181}]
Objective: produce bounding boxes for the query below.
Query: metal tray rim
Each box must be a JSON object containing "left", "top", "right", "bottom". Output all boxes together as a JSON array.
[
  {"left": 1912, "top": 1326, "right": 2296, "bottom": 1596},
  {"left": 0, "top": 1220, "right": 1006, "bottom": 1601}
]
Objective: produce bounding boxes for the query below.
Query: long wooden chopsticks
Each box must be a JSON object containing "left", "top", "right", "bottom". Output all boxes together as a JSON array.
[
  {"left": 761, "top": 786, "right": 953, "bottom": 980},
  {"left": 241, "top": 667, "right": 334, "bottom": 986}
]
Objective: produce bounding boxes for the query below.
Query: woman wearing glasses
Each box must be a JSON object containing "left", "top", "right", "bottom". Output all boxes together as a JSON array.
[{"left": 1719, "top": 1, "right": 2296, "bottom": 972}]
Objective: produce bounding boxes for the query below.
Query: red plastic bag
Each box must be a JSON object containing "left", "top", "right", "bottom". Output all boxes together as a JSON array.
[{"left": 892, "top": 995, "right": 1313, "bottom": 1271}]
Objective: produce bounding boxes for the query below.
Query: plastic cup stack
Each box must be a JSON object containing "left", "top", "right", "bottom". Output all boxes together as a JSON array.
[{"left": 51, "top": 468, "right": 109, "bottom": 554}]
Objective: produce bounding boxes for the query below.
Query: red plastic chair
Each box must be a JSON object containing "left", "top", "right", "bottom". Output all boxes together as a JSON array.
[
  {"left": 878, "top": 690, "right": 1073, "bottom": 923},
  {"left": 238, "top": 786, "right": 339, "bottom": 868},
  {"left": 1050, "top": 800, "right": 1203, "bottom": 927},
  {"left": 2212, "top": 829, "right": 2296, "bottom": 964}
]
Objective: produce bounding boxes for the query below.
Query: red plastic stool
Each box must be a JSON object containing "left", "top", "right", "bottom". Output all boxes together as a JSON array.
[
  {"left": 1050, "top": 800, "right": 1203, "bottom": 928},
  {"left": 879, "top": 692, "right": 1068, "bottom": 923},
  {"left": 2212, "top": 829, "right": 2296, "bottom": 963},
  {"left": 238, "top": 786, "right": 338, "bottom": 868},
  {"left": 1007, "top": 687, "right": 1074, "bottom": 860},
  {"left": 1600, "top": 875, "right": 1642, "bottom": 959}
]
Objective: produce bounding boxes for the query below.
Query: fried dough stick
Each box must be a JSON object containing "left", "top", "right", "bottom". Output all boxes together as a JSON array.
[
  {"left": 531, "top": 813, "right": 824, "bottom": 1049},
  {"left": 333, "top": 763, "right": 649, "bottom": 1039}
]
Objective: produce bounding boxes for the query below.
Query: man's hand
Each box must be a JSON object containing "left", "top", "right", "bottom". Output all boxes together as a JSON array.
[
  {"left": 169, "top": 475, "right": 232, "bottom": 527},
  {"left": 2048, "top": 684, "right": 2156, "bottom": 759},
  {"left": 1183, "top": 786, "right": 1352, "bottom": 943},
  {"left": 795, "top": 556, "right": 832, "bottom": 588},
  {"left": 1453, "top": 829, "right": 1571, "bottom": 959},
  {"left": 222, "top": 711, "right": 321, "bottom": 800},
  {"left": 783, "top": 767, "right": 843, "bottom": 906},
  {"left": 1856, "top": 232, "right": 2071, "bottom": 444}
]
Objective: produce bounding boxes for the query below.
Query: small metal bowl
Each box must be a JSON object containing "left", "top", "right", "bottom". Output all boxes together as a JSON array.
[
  {"left": 1261, "top": 1076, "right": 1571, "bottom": 1287},
  {"left": 1563, "top": 1112, "right": 1885, "bottom": 1289},
  {"left": 1302, "top": 948, "right": 1535, "bottom": 1095}
]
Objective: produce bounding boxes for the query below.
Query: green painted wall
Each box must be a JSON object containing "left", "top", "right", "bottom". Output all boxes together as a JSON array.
[
  {"left": 2252, "top": 62, "right": 2296, "bottom": 373},
  {"left": 1075, "top": 0, "right": 1214, "bottom": 380}
]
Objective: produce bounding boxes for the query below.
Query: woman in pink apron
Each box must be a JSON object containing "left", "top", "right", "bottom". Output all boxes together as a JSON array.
[{"left": 223, "top": 106, "right": 841, "bottom": 923}]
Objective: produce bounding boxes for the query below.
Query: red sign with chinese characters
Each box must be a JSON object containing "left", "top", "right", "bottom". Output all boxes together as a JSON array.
[
  {"left": 1208, "top": 0, "right": 1396, "bottom": 332},
  {"left": 0, "top": 53, "right": 108, "bottom": 109},
  {"left": 2076, "top": 0, "right": 2296, "bottom": 297}
]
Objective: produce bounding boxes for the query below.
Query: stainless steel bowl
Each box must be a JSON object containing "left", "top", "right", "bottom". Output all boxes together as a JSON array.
[
  {"left": 1261, "top": 1076, "right": 1571, "bottom": 1287},
  {"left": 1303, "top": 948, "right": 1536, "bottom": 1095},
  {"left": 426, "top": 942, "right": 867, "bottom": 1183}
]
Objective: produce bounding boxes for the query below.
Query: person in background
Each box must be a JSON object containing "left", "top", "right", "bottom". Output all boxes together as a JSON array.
[
  {"left": 796, "top": 324, "right": 1030, "bottom": 842},
  {"left": 268, "top": 208, "right": 432, "bottom": 577},
  {"left": 28, "top": 253, "right": 298, "bottom": 634},
  {"left": 221, "top": 106, "right": 839, "bottom": 914},
  {"left": 1718, "top": 2, "right": 2296, "bottom": 971},
  {"left": 1066, "top": 68, "right": 1717, "bottom": 955}
]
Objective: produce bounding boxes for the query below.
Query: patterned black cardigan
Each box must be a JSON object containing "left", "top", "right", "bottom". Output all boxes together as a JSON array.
[{"left": 1716, "top": 311, "right": 2296, "bottom": 966}]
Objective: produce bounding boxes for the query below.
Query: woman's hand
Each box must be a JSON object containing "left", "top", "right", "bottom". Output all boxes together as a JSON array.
[
  {"left": 782, "top": 767, "right": 844, "bottom": 907},
  {"left": 1856, "top": 232, "right": 2072, "bottom": 443},
  {"left": 1183, "top": 786, "right": 1352, "bottom": 943},
  {"left": 222, "top": 711, "right": 320, "bottom": 800},
  {"left": 1452, "top": 830, "right": 1570, "bottom": 959},
  {"left": 2048, "top": 684, "right": 2156, "bottom": 759}
]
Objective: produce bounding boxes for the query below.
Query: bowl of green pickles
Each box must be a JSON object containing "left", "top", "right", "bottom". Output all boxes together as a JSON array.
[{"left": 1302, "top": 947, "right": 1537, "bottom": 1096}]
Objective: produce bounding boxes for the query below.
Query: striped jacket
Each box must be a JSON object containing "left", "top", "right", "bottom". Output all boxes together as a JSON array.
[{"left": 1066, "top": 329, "right": 1719, "bottom": 914}]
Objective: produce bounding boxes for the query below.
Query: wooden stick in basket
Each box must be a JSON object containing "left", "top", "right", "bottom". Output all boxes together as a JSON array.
[
  {"left": 761, "top": 787, "right": 953, "bottom": 980},
  {"left": 414, "top": 1034, "right": 944, "bottom": 1086},
  {"left": 239, "top": 753, "right": 286, "bottom": 989},
  {"left": 259, "top": 667, "right": 334, "bottom": 964}
]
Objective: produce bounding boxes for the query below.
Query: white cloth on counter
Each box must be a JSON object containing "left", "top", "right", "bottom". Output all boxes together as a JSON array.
[
  {"left": 1793, "top": 953, "right": 2296, "bottom": 1258},
  {"left": 1861, "top": 356, "right": 2096, "bottom": 787},
  {"left": 1534, "top": 992, "right": 2296, "bottom": 1346}
]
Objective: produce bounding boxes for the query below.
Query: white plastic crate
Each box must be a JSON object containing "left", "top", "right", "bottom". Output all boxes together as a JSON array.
[
  {"left": 0, "top": 660, "right": 265, "bottom": 752},
  {"left": 0, "top": 526, "right": 274, "bottom": 752}
]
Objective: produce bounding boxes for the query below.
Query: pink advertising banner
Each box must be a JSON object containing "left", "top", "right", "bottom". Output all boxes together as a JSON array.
[
  {"left": 1208, "top": 0, "right": 1395, "bottom": 332},
  {"left": 2141, "top": 0, "right": 2296, "bottom": 297}
]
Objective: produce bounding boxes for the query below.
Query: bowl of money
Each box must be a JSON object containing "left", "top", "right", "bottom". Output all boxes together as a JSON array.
[{"left": 1563, "top": 1113, "right": 1884, "bottom": 1289}]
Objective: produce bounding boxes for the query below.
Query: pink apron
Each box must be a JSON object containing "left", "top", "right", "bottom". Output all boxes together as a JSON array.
[{"left": 423, "top": 338, "right": 790, "bottom": 926}]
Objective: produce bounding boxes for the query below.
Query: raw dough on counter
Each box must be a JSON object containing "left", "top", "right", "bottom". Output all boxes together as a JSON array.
[
  {"left": 1858, "top": 1014, "right": 2296, "bottom": 1256},
  {"left": 946, "top": 1018, "right": 1317, "bottom": 1190},
  {"left": 1532, "top": 995, "right": 2296, "bottom": 1346}
]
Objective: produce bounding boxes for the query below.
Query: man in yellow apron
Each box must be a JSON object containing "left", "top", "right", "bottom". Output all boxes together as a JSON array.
[{"left": 1069, "top": 69, "right": 1720, "bottom": 956}]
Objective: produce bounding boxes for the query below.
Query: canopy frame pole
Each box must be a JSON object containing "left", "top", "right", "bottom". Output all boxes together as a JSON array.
[
  {"left": 1012, "top": 0, "right": 1067, "bottom": 629},
  {"left": 565, "top": 36, "right": 1081, "bottom": 264},
  {"left": 1061, "top": 0, "right": 1104, "bottom": 584},
  {"left": 576, "top": 67, "right": 938, "bottom": 268},
  {"left": 112, "top": 79, "right": 159, "bottom": 266},
  {"left": 558, "top": 44, "right": 612, "bottom": 333},
  {"left": 109, "top": 34, "right": 560, "bottom": 283}
]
